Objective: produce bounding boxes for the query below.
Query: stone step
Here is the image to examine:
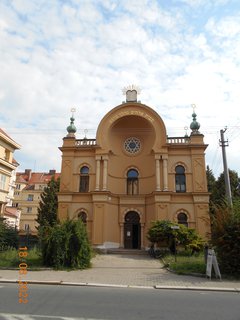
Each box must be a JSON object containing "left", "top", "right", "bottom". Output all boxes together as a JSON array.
[{"left": 106, "top": 248, "right": 148, "bottom": 255}]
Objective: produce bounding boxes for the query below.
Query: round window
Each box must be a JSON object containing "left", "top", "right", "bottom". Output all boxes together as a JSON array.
[{"left": 124, "top": 137, "right": 141, "bottom": 154}]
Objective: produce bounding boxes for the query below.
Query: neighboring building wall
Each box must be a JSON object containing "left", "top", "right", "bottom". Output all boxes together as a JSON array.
[
  {"left": 6, "top": 159, "right": 19, "bottom": 206},
  {"left": 58, "top": 94, "right": 210, "bottom": 249},
  {"left": 0, "top": 128, "right": 20, "bottom": 215},
  {"left": 13, "top": 169, "right": 60, "bottom": 236},
  {"left": 3, "top": 207, "right": 21, "bottom": 230}
]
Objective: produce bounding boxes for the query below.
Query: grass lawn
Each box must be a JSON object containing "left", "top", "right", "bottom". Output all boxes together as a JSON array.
[
  {"left": 0, "top": 247, "right": 43, "bottom": 269},
  {"left": 162, "top": 252, "right": 206, "bottom": 275}
]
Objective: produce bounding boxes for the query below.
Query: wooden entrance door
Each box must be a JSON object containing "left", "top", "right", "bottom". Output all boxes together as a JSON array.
[{"left": 124, "top": 211, "right": 141, "bottom": 249}]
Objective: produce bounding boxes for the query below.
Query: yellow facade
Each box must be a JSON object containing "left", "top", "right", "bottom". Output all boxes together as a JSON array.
[
  {"left": 58, "top": 94, "right": 210, "bottom": 249},
  {"left": 0, "top": 128, "right": 20, "bottom": 216}
]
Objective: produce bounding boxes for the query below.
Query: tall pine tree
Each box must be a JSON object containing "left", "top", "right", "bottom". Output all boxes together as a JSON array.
[
  {"left": 36, "top": 176, "right": 60, "bottom": 228},
  {"left": 206, "top": 165, "right": 216, "bottom": 192},
  {"left": 206, "top": 167, "right": 240, "bottom": 205},
  {"left": 215, "top": 169, "right": 240, "bottom": 202}
]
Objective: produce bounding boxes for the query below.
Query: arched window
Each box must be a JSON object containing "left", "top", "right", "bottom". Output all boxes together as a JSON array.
[
  {"left": 175, "top": 165, "right": 186, "bottom": 192},
  {"left": 177, "top": 212, "right": 188, "bottom": 227},
  {"left": 79, "top": 166, "right": 89, "bottom": 192},
  {"left": 78, "top": 211, "right": 87, "bottom": 225},
  {"left": 127, "top": 169, "right": 139, "bottom": 195}
]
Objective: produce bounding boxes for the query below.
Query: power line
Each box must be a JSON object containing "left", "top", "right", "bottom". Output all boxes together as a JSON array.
[{"left": 4, "top": 125, "right": 240, "bottom": 135}]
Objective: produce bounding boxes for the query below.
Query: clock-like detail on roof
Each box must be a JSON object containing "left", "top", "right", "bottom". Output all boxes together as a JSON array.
[{"left": 124, "top": 137, "right": 141, "bottom": 154}]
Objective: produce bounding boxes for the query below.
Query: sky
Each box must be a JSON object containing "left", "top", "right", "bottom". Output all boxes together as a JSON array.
[{"left": 0, "top": 0, "right": 240, "bottom": 178}]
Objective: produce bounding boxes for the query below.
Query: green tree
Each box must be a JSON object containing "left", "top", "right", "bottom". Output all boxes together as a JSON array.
[
  {"left": 215, "top": 170, "right": 239, "bottom": 203},
  {"left": 36, "top": 176, "right": 60, "bottom": 228},
  {"left": 206, "top": 165, "right": 216, "bottom": 194},
  {"left": 147, "top": 220, "right": 173, "bottom": 245},
  {"left": 0, "top": 219, "right": 18, "bottom": 249},
  {"left": 221, "top": 170, "right": 239, "bottom": 200},
  {"left": 211, "top": 201, "right": 240, "bottom": 275},
  {"left": 206, "top": 167, "right": 240, "bottom": 209},
  {"left": 147, "top": 220, "right": 203, "bottom": 254},
  {"left": 41, "top": 219, "right": 91, "bottom": 269},
  {"left": 36, "top": 177, "right": 91, "bottom": 269},
  {"left": 206, "top": 166, "right": 217, "bottom": 214},
  {"left": 207, "top": 168, "right": 240, "bottom": 274}
]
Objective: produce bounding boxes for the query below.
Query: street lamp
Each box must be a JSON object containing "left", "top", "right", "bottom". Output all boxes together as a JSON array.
[{"left": 171, "top": 225, "right": 180, "bottom": 262}]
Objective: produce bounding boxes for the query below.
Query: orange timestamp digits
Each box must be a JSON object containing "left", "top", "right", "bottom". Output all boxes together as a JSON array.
[{"left": 18, "top": 246, "right": 29, "bottom": 303}]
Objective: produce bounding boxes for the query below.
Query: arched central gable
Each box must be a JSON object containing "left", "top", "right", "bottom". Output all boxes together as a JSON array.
[{"left": 96, "top": 102, "right": 167, "bottom": 153}]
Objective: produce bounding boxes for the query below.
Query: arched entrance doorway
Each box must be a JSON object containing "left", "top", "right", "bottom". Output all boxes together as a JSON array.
[{"left": 124, "top": 211, "right": 141, "bottom": 249}]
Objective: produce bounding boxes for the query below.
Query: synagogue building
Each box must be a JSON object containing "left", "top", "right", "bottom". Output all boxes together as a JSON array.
[{"left": 58, "top": 88, "right": 210, "bottom": 249}]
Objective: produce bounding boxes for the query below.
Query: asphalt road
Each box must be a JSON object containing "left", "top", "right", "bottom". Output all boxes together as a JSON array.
[{"left": 0, "top": 283, "right": 239, "bottom": 320}]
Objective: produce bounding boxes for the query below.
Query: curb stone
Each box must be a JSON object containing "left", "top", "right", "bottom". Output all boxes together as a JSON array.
[
  {"left": 1, "top": 279, "right": 239, "bottom": 293},
  {"left": 155, "top": 285, "right": 240, "bottom": 293}
]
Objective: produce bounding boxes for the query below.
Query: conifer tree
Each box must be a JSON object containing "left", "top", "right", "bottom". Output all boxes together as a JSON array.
[
  {"left": 0, "top": 220, "right": 18, "bottom": 248},
  {"left": 42, "top": 219, "right": 91, "bottom": 269},
  {"left": 215, "top": 169, "right": 240, "bottom": 203},
  {"left": 206, "top": 165, "right": 217, "bottom": 214},
  {"left": 206, "top": 165, "right": 216, "bottom": 194},
  {"left": 206, "top": 167, "right": 240, "bottom": 208},
  {"left": 36, "top": 176, "right": 60, "bottom": 228}
]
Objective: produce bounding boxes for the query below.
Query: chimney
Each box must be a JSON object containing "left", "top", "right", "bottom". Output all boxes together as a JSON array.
[
  {"left": 49, "top": 169, "right": 56, "bottom": 175},
  {"left": 24, "top": 169, "right": 32, "bottom": 181}
]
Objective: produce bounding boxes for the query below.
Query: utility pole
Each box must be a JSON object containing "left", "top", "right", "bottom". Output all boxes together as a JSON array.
[{"left": 219, "top": 128, "right": 232, "bottom": 206}]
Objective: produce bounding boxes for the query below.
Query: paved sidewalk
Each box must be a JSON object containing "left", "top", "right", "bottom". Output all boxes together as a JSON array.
[{"left": 0, "top": 254, "right": 240, "bottom": 291}]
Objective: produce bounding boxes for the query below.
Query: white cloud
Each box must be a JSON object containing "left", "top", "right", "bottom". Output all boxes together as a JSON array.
[
  {"left": 206, "top": 14, "right": 240, "bottom": 38},
  {"left": 177, "top": 0, "right": 231, "bottom": 8}
]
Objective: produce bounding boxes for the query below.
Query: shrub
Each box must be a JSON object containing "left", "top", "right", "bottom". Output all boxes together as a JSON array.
[
  {"left": 147, "top": 220, "right": 173, "bottom": 245},
  {"left": 177, "top": 225, "right": 204, "bottom": 254},
  {"left": 211, "top": 202, "right": 240, "bottom": 275},
  {"left": 147, "top": 220, "right": 203, "bottom": 254},
  {"left": 0, "top": 220, "right": 18, "bottom": 249},
  {"left": 0, "top": 248, "right": 18, "bottom": 267},
  {"left": 40, "top": 219, "right": 91, "bottom": 269}
]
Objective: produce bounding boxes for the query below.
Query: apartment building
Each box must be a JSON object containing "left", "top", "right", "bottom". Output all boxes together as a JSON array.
[
  {"left": 0, "top": 128, "right": 20, "bottom": 218},
  {"left": 13, "top": 169, "right": 60, "bottom": 236}
]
